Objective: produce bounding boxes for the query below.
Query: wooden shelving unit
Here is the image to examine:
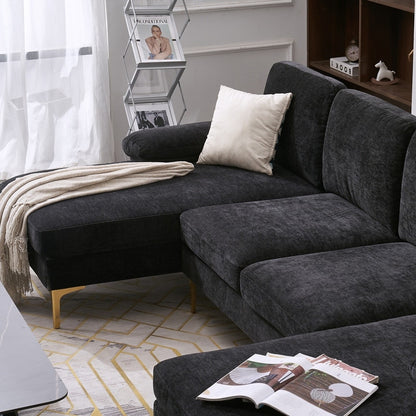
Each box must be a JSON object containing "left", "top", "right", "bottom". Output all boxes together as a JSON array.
[{"left": 307, "top": 0, "right": 414, "bottom": 111}]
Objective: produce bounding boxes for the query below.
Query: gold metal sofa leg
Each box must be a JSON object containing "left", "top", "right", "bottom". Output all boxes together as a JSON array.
[
  {"left": 190, "top": 280, "right": 196, "bottom": 313},
  {"left": 51, "top": 286, "right": 85, "bottom": 329}
]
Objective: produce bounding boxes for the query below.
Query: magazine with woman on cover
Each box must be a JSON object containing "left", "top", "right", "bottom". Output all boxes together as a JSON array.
[{"left": 128, "top": 14, "right": 184, "bottom": 63}]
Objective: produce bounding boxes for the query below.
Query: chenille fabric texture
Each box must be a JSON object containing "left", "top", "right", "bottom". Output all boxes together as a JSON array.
[{"left": 0, "top": 161, "right": 194, "bottom": 303}]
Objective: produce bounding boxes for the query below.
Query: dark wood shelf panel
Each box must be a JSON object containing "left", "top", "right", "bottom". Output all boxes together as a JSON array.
[
  {"left": 362, "top": 79, "right": 412, "bottom": 108},
  {"left": 310, "top": 60, "right": 411, "bottom": 111},
  {"left": 367, "top": 0, "right": 414, "bottom": 13}
]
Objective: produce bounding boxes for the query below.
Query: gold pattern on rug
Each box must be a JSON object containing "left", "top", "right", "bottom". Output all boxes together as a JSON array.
[{"left": 18, "top": 272, "right": 249, "bottom": 416}]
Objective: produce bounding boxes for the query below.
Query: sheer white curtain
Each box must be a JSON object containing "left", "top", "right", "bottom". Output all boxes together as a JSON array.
[{"left": 0, "top": 0, "right": 114, "bottom": 180}]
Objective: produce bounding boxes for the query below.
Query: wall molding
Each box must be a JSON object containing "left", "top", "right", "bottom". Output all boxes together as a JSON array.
[
  {"left": 184, "top": 40, "right": 293, "bottom": 59},
  {"left": 176, "top": 0, "right": 293, "bottom": 13}
]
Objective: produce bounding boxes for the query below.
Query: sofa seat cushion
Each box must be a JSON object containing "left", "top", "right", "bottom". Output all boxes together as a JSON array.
[
  {"left": 26, "top": 164, "right": 320, "bottom": 259},
  {"left": 153, "top": 315, "right": 416, "bottom": 416},
  {"left": 180, "top": 193, "right": 398, "bottom": 292},
  {"left": 240, "top": 242, "right": 416, "bottom": 336}
]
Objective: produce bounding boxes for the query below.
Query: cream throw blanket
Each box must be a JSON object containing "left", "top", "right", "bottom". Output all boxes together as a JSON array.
[{"left": 0, "top": 161, "right": 194, "bottom": 303}]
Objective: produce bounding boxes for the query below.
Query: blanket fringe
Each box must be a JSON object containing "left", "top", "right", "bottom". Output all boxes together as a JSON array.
[
  {"left": 8, "top": 236, "right": 29, "bottom": 275},
  {"left": 0, "top": 262, "right": 33, "bottom": 304}
]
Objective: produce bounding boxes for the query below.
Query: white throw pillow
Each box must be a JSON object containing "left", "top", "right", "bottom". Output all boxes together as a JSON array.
[{"left": 197, "top": 85, "right": 292, "bottom": 175}]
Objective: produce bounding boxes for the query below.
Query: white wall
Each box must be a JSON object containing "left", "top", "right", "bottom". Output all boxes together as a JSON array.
[{"left": 106, "top": 0, "right": 307, "bottom": 161}]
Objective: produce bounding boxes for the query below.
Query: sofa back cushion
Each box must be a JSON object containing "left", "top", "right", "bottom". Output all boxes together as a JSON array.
[
  {"left": 399, "top": 133, "right": 416, "bottom": 244},
  {"left": 323, "top": 89, "right": 416, "bottom": 233},
  {"left": 264, "top": 61, "right": 345, "bottom": 188}
]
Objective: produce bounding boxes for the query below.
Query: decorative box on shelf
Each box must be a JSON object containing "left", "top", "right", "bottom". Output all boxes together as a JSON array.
[{"left": 330, "top": 56, "right": 359, "bottom": 77}]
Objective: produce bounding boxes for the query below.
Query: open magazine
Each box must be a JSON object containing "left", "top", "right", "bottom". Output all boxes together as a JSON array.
[{"left": 197, "top": 353, "right": 378, "bottom": 416}]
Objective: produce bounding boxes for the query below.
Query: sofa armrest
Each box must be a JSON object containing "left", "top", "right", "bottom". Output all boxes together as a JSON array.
[{"left": 122, "top": 121, "right": 211, "bottom": 163}]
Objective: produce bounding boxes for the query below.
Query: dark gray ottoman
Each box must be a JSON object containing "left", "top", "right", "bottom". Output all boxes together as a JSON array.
[{"left": 153, "top": 315, "right": 416, "bottom": 415}]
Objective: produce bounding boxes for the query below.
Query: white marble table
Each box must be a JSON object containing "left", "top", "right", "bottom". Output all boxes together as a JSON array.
[{"left": 0, "top": 283, "right": 67, "bottom": 415}]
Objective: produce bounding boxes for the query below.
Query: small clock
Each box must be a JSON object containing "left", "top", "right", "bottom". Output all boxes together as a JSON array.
[{"left": 345, "top": 40, "right": 359, "bottom": 63}]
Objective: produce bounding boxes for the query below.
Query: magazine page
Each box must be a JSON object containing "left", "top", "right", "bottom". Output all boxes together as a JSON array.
[
  {"left": 260, "top": 362, "right": 378, "bottom": 416},
  {"left": 268, "top": 352, "right": 315, "bottom": 361},
  {"left": 127, "top": 101, "right": 175, "bottom": 132},
  {"left": 130, "top": 14, "right": 184, "bottom": 62},
  {"left": 311, "top": 354, "right": 378, "bottom": 384},
  {"left": 268, "top": 353, "right": 378, "bottom": 384},
  {"left": 197, "top": 354, "right": 312, "bottom": 409}
]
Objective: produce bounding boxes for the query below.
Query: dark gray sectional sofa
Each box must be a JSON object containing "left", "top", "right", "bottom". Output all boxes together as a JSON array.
[{"left": 2, "top": 61, "right": 416, "bottom": 413}]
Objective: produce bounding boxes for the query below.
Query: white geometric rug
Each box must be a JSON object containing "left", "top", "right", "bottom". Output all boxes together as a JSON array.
[{"left": 17, "top": 272, "right": 250, "bottom": 416}]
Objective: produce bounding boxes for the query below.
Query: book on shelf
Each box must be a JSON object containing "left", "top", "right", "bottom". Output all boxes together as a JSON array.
[
  {"left": 330, "top": 56, "right": 359, "bottom": 77},
  {"left": 197, "top": 352, "right": 378, "bottom": 416}
]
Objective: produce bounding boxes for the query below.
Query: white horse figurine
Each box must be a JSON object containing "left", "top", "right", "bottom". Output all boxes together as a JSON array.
[{"left": 375, "top": 60, "right": 395, "bottom": 82}]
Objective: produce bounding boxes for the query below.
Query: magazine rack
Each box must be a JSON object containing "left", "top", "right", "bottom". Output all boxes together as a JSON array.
[{"left": 123, "top": 0, "right": 189, "bottom": 133}]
